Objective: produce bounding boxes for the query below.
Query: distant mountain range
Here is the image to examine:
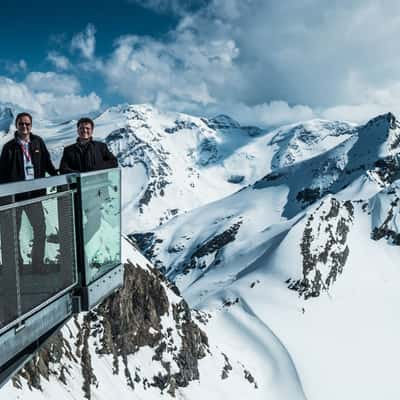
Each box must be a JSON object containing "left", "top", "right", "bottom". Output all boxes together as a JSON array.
[{"left": 2, "top": 103, "right": 400, "bottom": 399}]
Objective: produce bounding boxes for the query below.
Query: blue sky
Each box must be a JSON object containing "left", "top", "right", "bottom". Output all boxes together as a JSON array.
[
  {"left": 0, "top": 0, "right": 177, "bottom": 105},
  {"left": 1, "top": 0, "right": 400, "bottom": 126}
]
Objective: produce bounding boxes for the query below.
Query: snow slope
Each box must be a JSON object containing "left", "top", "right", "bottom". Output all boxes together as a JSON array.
[
  {"left": 2, "top": 237, "right": 306, "bottom": 400},
  {"left": 0, "top": 102, "right": 353, "bottom": 233},
  {"left": 135, "top": 112, "right": 400, "bottom": 400},
  {"left": 1, "top": 101, "right": 397, "bottom": 400}
]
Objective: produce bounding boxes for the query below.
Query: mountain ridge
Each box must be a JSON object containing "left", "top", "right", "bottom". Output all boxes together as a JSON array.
[{"left": 1, "top": 102, "right": 400, "bottom": 399}]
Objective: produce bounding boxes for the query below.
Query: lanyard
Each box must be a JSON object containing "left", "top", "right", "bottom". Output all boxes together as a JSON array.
[{"left": 20, "top": 143, "right": 31, "bottom": 163}]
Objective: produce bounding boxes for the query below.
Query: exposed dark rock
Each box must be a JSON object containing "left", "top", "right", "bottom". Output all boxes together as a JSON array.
[
  {"left": 78, "top": 314, "right": 98, "bottom": 398},
  {"left": 223, "top": 297, "right": 240, "bottom": 307},
  {"left": 371, "top": 195, "right": 400, "bottom": 245},
  {"left": 204, "top": 115, "right": 241, "bottom": 130},
  {"left": 165, "top": 120, "right": 199, "bottom": 134},
  {"left": 288, "top": 198, "right": 353, "bottom": 299},
  {"left": 256, "top": 171, "right": 284, "bottom": 184},
  {"left": 198, "top": 137, "right": 219, "bottom": 166},
  {"left": 373, "top": 157, "right": 400, "bottom": 185},
  {"left": 228, "top": 175, "right": 245, "bottom": 184},
  {"left": 296, "top": 187, "right": 321, "bottom": 204},
  {"left": 129, "top": 232, "right": 165, "bottom": 270},
  {"left": 181, "top": 220, "right": 242, "bottom": 274},
  {"left": 14, "top": 261, "right": 209, "bottom": 399},
  {"left": 221, "top": 353, "right": 232, "bottom": 379},
  {"left": 242, "top": 126, "right": 263, "bottom": 137},
  {"left": 250, "top": 280, "right": 260, "bottom": 288},
  {"left": 12, "top": 330, "right": 77, "bottom": 392},
  {"left": 106, "top": 127, "right": 171, "bottom": 212}
]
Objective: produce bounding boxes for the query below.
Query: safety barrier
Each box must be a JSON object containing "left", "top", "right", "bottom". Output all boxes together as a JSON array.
[{"left": 0, "top": 168, "right": 122, "bottom": 386}]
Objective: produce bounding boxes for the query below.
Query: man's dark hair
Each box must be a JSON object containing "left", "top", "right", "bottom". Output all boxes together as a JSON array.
[
  {"left": 15, "top": 112, "right": 33, "bottom": 126},
  {"left": 77, "top": 117, "right": 94, "bottom": 129}
]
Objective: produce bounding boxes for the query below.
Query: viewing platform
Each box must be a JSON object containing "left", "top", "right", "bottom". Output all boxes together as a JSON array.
[{"left": 0, "top": 168, "right": 122, "bottom": 387}]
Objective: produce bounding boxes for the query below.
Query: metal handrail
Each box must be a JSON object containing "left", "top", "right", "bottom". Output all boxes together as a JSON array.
[
  {"left": 78, "top": 168, "right": 119, "bottom": 178},
  {"left": 0, "top": 168, "right": 120, "bottom": 198},
  {"left": 0, "top": 174, "right": 76, "bottom": 197}
]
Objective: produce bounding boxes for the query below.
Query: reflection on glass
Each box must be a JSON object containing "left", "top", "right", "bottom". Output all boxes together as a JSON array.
[
  {"left": 0, "top": 209, "right": 18, "bottom": 329},
  {"left": 80, "top": 169, "right": 121, "bottom": 284},
  {"left": 19, "top": 194, "right": 76, "bottom": 314},
  {"left": 0, "top": 192, "right": 77, "bottom": 329}
]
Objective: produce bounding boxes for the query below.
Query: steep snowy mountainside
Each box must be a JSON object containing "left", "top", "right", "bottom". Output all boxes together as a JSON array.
[
  {"left": 0, "top": 102, "right": 354, "bottom": 232},
  {"left": 269, "top": 119, "right": 354, "bottom": 170},
  {"left": 2, "top": 237, "right": 306, "bottom": 400},
  {"left": 134, "top": 189, "right": 400, "bottom": 400},
  {"left": 135, "top": 113, "right": 400, "bottom": 290},
  {"left": 132, "top": 112, "right": 400, "bottom": 399},
  {"left": 103, "top": 106, "right": 353, "bottom": 231},
  {"left": 2, "top": 101, "right": 399, "bottom": 400},
  {"left": 102, "top": 104, "right": 278, "bottom": 232},
  {"left": 203, "top": 194, "right": 400, "bottom": 400},
  {"left": 254, "top": 112, "right": 400, "bottom": 218}
]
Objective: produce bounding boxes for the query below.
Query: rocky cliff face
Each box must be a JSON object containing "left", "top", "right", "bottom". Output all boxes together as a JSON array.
[
  {"left": 287, "top": 197, "right": 354, "bottom": 299},
  {"left": 11, "top": 259, "right": 209, "bottom": 399}
]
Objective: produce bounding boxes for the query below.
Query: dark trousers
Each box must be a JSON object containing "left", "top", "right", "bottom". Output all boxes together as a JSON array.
[{"left": 16, "top": 203, "right": 46, "bottom": 266}]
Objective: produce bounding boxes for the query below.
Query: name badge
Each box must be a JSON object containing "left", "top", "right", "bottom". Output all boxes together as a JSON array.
[{"left": 26, "top": 165, "right": 34, "bottom": 180}]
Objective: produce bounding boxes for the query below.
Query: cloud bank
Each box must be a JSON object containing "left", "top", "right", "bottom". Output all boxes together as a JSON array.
[
  {"left": 93, "top": 0, "right": 400, "bottom": 126},
  {"left": 5, "top": 2, "right": 400, "bottom": 127},
  {"left": 0, "top": 75, "right": 101, "bottom": 119}
]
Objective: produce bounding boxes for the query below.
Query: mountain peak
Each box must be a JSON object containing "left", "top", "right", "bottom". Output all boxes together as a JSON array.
[
  {"left": 363, "top": 111, "right": 399, "bottom": 129},
  {"left": 206, "top": 114, "right": 241, "bottom": 130}
]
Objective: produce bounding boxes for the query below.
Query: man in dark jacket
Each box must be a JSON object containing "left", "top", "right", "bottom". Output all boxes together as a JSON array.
[
  {"left": 0, "top": 112, "right": 57, "bottom": 269},
  {"left": 59, "top": 117, "right": 117, "bottom": 245},
  {"left": 0, "top": 112, "right": 57, "bottom": 184},
  {"left": 59, "top": 117, "right": 117, "bottom": 173}
]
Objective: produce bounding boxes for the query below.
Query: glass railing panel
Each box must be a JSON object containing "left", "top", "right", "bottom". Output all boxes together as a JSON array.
[
  {"left": 80, "top": 169, "right": 121, "bottom": 285},
  {"left": 0, "top": 208, "right": 19, "bottom": 330},
  {"left": 18, "top": 193, "right": 77, "bottom": 315}
]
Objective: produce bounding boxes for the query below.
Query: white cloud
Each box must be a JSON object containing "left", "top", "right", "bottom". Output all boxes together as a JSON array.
[
  {"left": 71, "top": 24, "right": 96, "bottom": 60},
  {"left": 217, "top": 101, "right": 315, "bottom": 127},
  {"left": 25, "top": 72, "right": 80, "bottom": 96},
  {"left": 321, "top": 83, "right": 400, "bottom": 123},
  {"left": 0, "top": 76, "right": 101, "bottom": 120},
  {"left": 47, "top": 52, "right": 71, "bottom": 70},
  {"left": 0, "top": 77, "right": 44, "bottom": 114},
  {"left": 38, "top": 92, "right": 102, "bottom": 118},
  {"left": 87, "top": 0, "right": 400, "bottom": 126},
  {"left": 101, "top": 33, "right": 240, "bottom": 110}
]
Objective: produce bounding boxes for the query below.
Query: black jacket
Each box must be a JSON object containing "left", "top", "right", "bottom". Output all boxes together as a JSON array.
[
  {"left": 0, "top": 133, "right": 57, "bottom": 184},
  {"left": 59, "top": 139, "right": 118, "bottom": 174}
]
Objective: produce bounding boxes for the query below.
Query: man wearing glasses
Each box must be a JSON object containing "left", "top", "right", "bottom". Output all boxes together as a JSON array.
[{"left": 0, "top": 112, "right": 57, "bottom": 268}]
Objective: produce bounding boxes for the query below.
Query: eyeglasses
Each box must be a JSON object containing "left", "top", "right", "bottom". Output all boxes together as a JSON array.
[{"left": 18, "top": 122, "right": 31, "bottom": 126}]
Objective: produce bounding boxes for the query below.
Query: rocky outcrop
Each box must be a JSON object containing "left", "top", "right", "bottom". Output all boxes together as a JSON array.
[
  {"left": 106, "top": 127, "right": 172, "bottom": 211},
  {"left": 371, "top": 186, "right": 400, "bottom": 245},
  {"left": 178, "top": 219, "right": 242, "bottom": 275},
  {"left": 13, "top": 261, "right": 209, "bottom": 399},
  {"left": 287, "top": 197, "right": 354, "bottom": 299}
]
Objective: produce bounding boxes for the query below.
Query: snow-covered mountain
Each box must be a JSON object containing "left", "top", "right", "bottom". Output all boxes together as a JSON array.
[
  {"left": 0, "top": 102, "right": 353, "bottom": 232},
  {"left": 2, "top": 102, "right": 400, "bottom": 399},
  {"left": 132, "top": 112, "right": 400, "bottom": 399},
  {"left": 2, "top": 238, "right": 305, "bottom": 400},
  {"left": 103, "top": 106, "right": 354, "bottom": 231}
]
